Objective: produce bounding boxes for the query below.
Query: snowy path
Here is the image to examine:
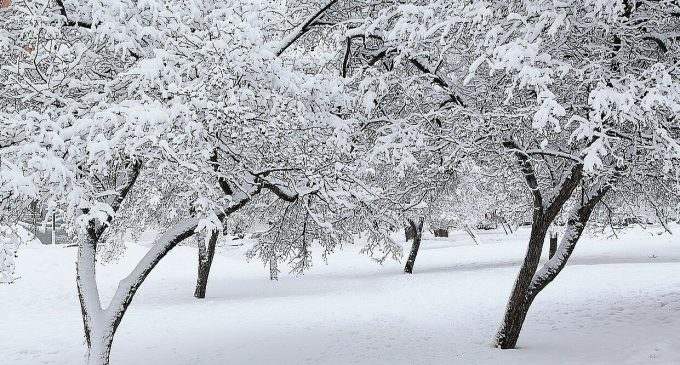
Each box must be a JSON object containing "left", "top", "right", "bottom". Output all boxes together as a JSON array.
[{"left": 1, "top": 227, "right": 678, "bottom": 364}]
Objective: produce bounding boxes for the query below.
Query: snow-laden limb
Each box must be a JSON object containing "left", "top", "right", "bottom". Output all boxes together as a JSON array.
[
  {"left": 274, "top": 0, "right": 339, "bottom": 57},
  {"left": 105, "top": 218, "right": 200, "bottom": 323},
  {"left": 529, "top": 218, "right": 584, "bottom": 295},
  {"left": 524, "top": 149, "right": 583, "bottom": 164},
  {"left": 256, "top": 175, "right": 299, "bottom": 202}
]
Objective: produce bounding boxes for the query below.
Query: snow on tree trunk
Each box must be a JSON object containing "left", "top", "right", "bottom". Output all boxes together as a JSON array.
[
  {"left": 194, "top": 230, "right": 218, "bottom": 299},
  {"left": 495, "top": 143, "right": 586, "bottom": 349},
  {"left": 76, "top": 227, "right": 102, "bottom": 349},
  {"left": 77, "top": 218, "right": 200, "bottom": 365},
  {"left": 495, "top": 183, "right": 608, "bottom": 349},
  {"left": 528, "top": 191, "right": 608, "bottom": 297},
  {"left": 86, "top": 330, "right": 115, "bottom": 365},
  {"left": 404, "top": 217, "right": 424, "bottom": 274},
  {"left": 494, "top": 220, "right": 548, "bottom": 349}
]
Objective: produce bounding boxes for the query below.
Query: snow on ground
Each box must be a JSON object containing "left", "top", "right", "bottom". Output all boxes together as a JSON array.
[{"left": 1, "top": 225, "right": 679, "bottom": 364}]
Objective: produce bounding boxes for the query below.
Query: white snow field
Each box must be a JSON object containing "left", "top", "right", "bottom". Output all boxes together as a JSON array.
[{"left": 1, "top": 225, "right": 679, "bottom": 365}]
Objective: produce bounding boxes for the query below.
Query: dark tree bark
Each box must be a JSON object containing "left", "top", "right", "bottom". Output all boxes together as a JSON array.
[
  {"left": 495, "top": 189, "right": 608, "bottom": 348},
  {"left": 494, "top": 220, "right": 549, "bottom": 349},
  {"left": 549, "top": 232, "right": 558, "bottom": 259},
  {"left": 194, "top": 229, "right": 219, "bottom": 299},
  {"left": 404, "top": 217, "right": 425, "bottom": 274},
  {"left": 433, "top": 228, "right": 448, "bottom": 237},
  {"left": 494, "top": 141, "right": 590, "bottom": 349}
]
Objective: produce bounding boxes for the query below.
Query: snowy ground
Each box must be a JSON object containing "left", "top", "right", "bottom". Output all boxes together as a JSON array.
[{"left": 1, "top": 225, "right": 679, "bottom": 364}]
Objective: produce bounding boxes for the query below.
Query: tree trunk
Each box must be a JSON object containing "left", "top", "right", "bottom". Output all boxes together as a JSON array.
[
  {"left": 86, "top": 331, "right": 114, "bottom": 365},
  {"left": 495, "top": 185, "right": 607, "bottom": 349},
  {"left": 495, "top": 142, "right": 588, "bottom": 349},
  {"left": 77, "top": 231, "right": 113, "bottom": 365},
  {"left": 76, "top": 225, "right": 102, "bottom": 352},
  {"left": 549, "top": 232, "right": 558, "bottom": 259},
  {"left": 76, "top": 218, "right": 200, "bottom": 365},
  {"left": 404, "top": 218, "right": 424, "bottom": 274},
  {"left": 270, "top": 254, "right": 278, "bottom": 280},
  {"left": 51, "top": 212, "right": 56, "bottom": 245},
  {"left": 194, "top": 230, "right": 218, "bottom": 299},
  {"left": 494, "top": 222, "right": 548, "bottom": 349}
]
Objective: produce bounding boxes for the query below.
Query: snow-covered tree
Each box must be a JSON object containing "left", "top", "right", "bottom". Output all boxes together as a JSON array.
[
  {"left": 325, "top": 0, "right": 680, "bottom": 349},
  {"left": 2, "top": 0, "right": 679, "bottom": 362},
  {"left": 0, "top": 1, "right": 393, "bottom": 363},
  {"left": 453, "top": 0, "right": 680, "bottom": 349}
]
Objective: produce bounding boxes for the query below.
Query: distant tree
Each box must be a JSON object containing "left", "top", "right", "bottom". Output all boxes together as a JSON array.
[{"left": 0, "top": 226, "right": 20, "bottom": 283}]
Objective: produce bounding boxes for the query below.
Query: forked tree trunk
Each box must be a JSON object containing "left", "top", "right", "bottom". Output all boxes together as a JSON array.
[
  {"left": 78, "top": 179, "right": 257, "bottom": 364},
  {"left": 494, "top": 184, "right": 608, "bottom": 349},
  {"left": 77, "top": 218, "right": 200, "bottom": 365},
  {"left": 494, "top": 141, "right": 588, "bottom": 349},
  {"left": 194, "top": 230, "right": 219, "bottom": 299},
  {"left": 404, "top": 217, "right": 424, "bottom": 274}
]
